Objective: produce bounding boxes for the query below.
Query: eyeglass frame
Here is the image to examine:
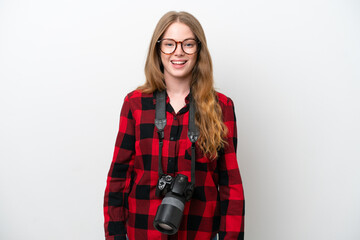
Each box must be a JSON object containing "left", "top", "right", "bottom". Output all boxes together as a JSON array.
[{"left": 157, "top": 38, "right": 201, "bottom": 55}]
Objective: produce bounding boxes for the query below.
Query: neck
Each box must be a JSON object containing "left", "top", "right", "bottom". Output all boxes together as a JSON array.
[{"left": 164, "top": 76, "right": 191, "bottom": 97}]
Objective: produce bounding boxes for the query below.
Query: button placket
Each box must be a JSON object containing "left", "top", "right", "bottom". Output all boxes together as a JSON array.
[
  {"left": 168, "top": 114, "right": 180, "bottom": 174},
  {"left": 170, "top": 115, "right": 179, "bottom": 141}
]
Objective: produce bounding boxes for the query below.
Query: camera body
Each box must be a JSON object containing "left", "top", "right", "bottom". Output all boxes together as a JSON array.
[
  {"left": 155, "top": 174, "right": 194, "bottom": 201},
  {"left": 154, "top": 174, "right": 195, "bottom": 234}
]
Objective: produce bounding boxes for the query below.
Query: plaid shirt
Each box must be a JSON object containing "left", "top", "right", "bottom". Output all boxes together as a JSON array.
[{"left": 104, "top": 90, "right": 245, "bottom": 240}]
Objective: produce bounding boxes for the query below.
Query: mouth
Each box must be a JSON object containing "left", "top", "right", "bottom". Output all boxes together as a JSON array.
[{"left": 170, "top": 60, "right": 188, "bottom": 65}]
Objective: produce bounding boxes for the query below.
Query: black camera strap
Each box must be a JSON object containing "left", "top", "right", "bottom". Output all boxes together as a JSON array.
[
  {"left": 155, "top": 90, "right": 167, "bottom": 178},
  {"left": 155, "top": 90, "right": 199, "bottom": 187},
  {"left": 188, "top": 91, "right": 199, "bottom": 187}
]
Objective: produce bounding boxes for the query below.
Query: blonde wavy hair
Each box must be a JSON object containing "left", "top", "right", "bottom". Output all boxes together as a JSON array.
[{"left": 137, "top": 11, "right": 228, "bottom": 159}]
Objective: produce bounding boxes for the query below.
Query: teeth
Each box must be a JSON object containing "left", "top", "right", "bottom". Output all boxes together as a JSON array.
[{"left": 171, "top": 61, "right": 186, "bottom": 64}]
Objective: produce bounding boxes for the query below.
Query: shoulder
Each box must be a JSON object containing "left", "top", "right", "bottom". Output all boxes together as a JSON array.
[
  {"left": 123, "top": 89, "right": 155, "bottom": 106},
  {"left": 215, "top": 91, "right": 237, "bottom": 122},
  {"left": 215, "top": 91, "right": 235, "bottom": 108},
  {"left": 125, "top": 89, "right": 154, "bottom": 101},
  {"left": 122, "top": 89, "right": 155, "bottom": 112}
]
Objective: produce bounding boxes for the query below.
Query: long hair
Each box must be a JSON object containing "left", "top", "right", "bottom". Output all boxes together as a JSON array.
[{"left": 137, "top": 11, "right": 228, "bottom": 159}]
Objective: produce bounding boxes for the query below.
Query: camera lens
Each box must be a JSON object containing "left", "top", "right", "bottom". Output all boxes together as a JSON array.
[
  {"left": 158, "top": 223, "right": 173, "bottom": 231},
  {"left": 154, "top": 174, "right": 194, "bottom": 235}
]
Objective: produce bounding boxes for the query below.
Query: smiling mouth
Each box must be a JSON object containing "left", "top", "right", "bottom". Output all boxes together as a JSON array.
[{"left": 171, "top": 60, "right": 187, "bottom": 65}]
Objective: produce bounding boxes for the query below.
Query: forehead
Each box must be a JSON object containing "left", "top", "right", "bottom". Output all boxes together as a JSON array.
[{"left": 162, "top": 22, "right": 195, "bottom": 40}]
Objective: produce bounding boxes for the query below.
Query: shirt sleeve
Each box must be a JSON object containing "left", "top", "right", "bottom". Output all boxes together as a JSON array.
[
  {"left": 104, "top": 94, "right": 135, "bottom": 240},
  {"left": 218, "top": 97, "right": 245, "bottom": 240}
]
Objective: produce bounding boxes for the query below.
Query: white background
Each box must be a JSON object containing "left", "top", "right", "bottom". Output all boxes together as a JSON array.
[{"left": 0, "top": 0, "right": 359, "bottom": 239}]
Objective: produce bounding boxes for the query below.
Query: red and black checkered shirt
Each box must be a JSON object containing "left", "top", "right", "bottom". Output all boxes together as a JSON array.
[{"left": 104, "top": 90, "right": 245, "bottom": 240}]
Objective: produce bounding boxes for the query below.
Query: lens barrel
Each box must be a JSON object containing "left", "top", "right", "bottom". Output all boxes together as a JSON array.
[{"left": 153, "top": 192, "right": 186, "bottom": 235}]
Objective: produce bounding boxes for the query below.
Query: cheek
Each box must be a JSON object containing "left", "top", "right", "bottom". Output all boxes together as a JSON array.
[
  {"left": 160, "top": 54, "right": 167, "bottom": 66},
  {"left": 189, "top": 55, "right": 198, "bottom": 69}
]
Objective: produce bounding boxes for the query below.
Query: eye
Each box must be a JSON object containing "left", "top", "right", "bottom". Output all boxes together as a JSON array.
[
  {"left": 162, "top": 40, "right": 175, "bottom": 47},
  {"left": 183, "top": 40, "right": 197, "bottom": 48}
]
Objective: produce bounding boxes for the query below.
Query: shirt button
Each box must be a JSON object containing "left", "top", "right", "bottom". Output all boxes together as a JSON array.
[
  {"left": 174, "top": 117, "right": 177, "bottom": 120},
  {"left": 170, "top": 136, "right": 175, "bottom": 141}
]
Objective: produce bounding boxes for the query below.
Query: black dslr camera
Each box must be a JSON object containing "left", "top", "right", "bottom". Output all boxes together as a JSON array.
[{"left": 153, "top": 174, "right": 195, "bottom": 235}]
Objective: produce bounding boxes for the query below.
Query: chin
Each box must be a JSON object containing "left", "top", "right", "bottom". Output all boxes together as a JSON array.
[
  {"left": 173, "top": 73, "right": 192, "bottom": 79},
  {"left": 166, "top": 69, "right": 191, "bottom": 79}
]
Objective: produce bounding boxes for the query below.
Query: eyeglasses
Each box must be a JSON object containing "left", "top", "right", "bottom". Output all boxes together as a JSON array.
[{"left": 157, "top": 38, "right": 200, "bottom": 55}]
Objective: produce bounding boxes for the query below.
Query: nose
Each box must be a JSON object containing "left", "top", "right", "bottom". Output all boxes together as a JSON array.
[{"left": 174, "top": 42, "right": 185, "bottom": 55}]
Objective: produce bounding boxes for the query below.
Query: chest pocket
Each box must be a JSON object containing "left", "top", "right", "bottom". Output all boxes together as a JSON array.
[{"left": 184, "top": 144, "right": 217, "bottom": 172}]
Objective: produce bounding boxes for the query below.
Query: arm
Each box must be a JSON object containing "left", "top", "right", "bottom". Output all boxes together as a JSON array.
[
  {"left": 104, "top": 94, "right": 135, "bottom": 240},
  {"left": 218, "top": 98, "right": 245, "bottom": 240}
]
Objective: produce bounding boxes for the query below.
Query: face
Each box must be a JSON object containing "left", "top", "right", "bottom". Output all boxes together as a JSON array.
[{"left": 159, "top": 22, "right": 198, "bottom": 82}]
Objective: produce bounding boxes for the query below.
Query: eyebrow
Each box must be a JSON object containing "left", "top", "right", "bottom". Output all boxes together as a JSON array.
[{"left": 160, "top": 38, "right": 196, "bottom": 41}]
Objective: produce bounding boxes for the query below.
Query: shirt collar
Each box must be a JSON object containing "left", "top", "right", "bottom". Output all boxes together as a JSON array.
[
  {"left": 153, "top": 91, "right": 191, "bottom": 105},
  {"left": 152, "top": 91, "right": 191, "bottom": 115},
  {"left": 165, "top": 92, "right": 191, "bottom": 104}
]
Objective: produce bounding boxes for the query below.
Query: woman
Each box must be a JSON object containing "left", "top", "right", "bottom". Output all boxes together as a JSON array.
[{"left": 104, "top": 11, "right": 245, "bottom": 240}]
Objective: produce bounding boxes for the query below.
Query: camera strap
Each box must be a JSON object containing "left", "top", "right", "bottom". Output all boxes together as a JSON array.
[{"left": 155, "top": 90, "right": 199, "bottom": 186}]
